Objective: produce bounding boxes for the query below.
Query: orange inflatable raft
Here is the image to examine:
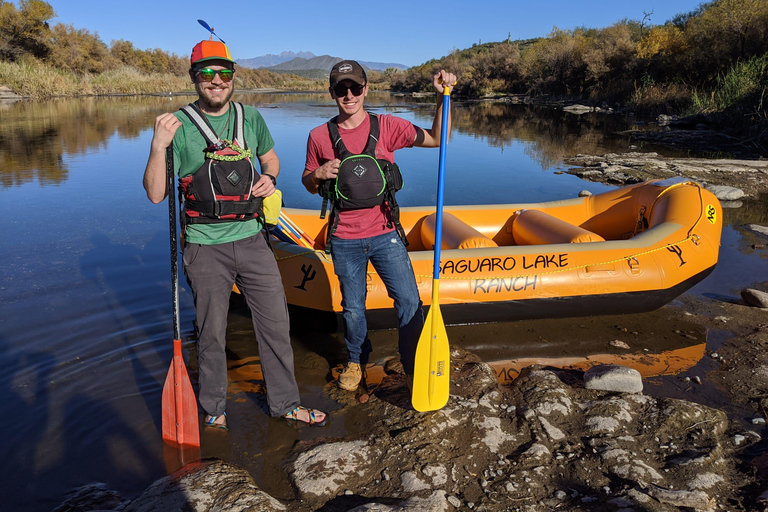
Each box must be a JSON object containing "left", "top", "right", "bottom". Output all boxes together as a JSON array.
[{"left": 266, "top": 178, "right": 722, "bottom": 325}]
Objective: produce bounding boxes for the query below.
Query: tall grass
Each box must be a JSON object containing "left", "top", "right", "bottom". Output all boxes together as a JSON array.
[
  {"left": 0, "top": 57, "right": 83, "bottom": 98},
  {"left": 688, "top": 54, "right": 768, "bottom": 119},
  {"left": 683, "top": 54, "right": 768, "bottom": 150},
  {"left": 87, "top": 66, "right": 189, "bottom": 95},
  {"left": 629, "top": 75, "right": 694, "bottom": 117},
  {"left": 0, "top": 59, "right": 190, "bottom": 99}
]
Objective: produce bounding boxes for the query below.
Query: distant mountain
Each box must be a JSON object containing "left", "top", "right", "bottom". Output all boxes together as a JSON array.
[
  {"left": 357, "top": 60, "right": 408, "bottom": 71},
  {"left": 239, "top": 53, "right": 408, "bottom": 73},
  {"left": 266, "top": 55, "right": 342, "bottom": 72},
  {"left": 237, "top": 51, "right": 316, "bottom": 68}
]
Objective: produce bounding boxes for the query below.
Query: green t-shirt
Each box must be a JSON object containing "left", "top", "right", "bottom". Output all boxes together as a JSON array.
[{"left": 172, "top": 102, "right": 275, "bottom": 245}]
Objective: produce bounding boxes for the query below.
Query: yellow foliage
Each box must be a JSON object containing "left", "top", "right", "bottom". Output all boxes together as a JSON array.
[
  {"left": 0, "top": 0, "right": 55, "bottom": 60},
  {"left": 637, "top": 25, "right": 688, "bottom": 59}
]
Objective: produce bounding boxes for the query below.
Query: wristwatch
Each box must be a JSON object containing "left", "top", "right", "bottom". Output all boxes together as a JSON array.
[{"left": 264, "top": 174, "right": 277, "bottom": 186}]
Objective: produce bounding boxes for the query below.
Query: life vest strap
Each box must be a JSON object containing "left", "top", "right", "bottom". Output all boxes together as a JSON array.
[
  {"left": 180, "top": 102, "right": 247, "bottom": 150},
  {"left": 185, "top": 197, "right": 263, "bottom": 217}
]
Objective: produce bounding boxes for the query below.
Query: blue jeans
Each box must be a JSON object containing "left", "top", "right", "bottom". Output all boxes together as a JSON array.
[{"left": 330, "top": 232, "right": 424, "bottom": 374}]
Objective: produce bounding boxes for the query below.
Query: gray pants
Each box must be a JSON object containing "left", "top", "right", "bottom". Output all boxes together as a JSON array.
[{"left": 182, "top": 233, "right": 299, "bottom": 417}]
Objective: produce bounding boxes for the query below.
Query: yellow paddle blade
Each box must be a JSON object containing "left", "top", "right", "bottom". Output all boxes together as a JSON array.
[{"left": 412, "top": 291, "right": 450, "bottom": 412}]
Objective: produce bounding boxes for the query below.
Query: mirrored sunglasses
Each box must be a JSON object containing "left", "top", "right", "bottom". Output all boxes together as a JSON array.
[{"left": 196, "top": 68, "right": 234, "bottom": 82}]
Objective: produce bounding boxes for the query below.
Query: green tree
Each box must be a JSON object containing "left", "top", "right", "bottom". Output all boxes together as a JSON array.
[{"left": 0, "top": 0, "right": 54, "bottom": 61}]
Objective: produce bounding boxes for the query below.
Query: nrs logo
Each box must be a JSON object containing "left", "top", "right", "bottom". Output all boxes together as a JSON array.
[{"left": 352, "top": 164, "right": 367, "bottom": 178}]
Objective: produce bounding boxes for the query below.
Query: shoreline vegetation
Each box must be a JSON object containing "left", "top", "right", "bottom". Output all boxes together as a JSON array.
[{"left": 1, "top": 0, "right": 766, "bottom": 152}]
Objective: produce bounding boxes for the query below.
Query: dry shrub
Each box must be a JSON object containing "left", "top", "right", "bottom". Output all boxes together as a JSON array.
[{"left": 630, "top": 80, "right": 693, "bottom": 116}]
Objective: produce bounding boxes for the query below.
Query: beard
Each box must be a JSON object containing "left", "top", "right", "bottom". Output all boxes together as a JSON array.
[{"left": 195, "top": 81, "right": 235, "bottom": 110}]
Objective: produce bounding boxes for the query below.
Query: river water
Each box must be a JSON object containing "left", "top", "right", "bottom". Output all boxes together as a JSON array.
[{"left": 1, "top": 92, "right": 766, "bottom": 511}]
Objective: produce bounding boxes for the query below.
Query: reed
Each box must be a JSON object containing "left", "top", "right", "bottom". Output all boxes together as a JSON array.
[
  {"left": 0, "top": 57, "right": 84, "bottom": 98},
  {"left": 628, "top": 77, "right": 693, "bottom": 117},
  {"left": 688, "top": 54, "right": 768, "bottom": 117},
  {"left": 88, "top": 66, "right": 189, "bottom": 95},
  {"left": 0, "top": 60, "right": 191, "bottom": 99}
]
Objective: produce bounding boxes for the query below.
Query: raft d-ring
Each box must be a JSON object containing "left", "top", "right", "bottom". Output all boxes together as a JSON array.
[
  {"left": 627, "top": 257, "right": 640, "bottom": 274},
  {"left": 691, "top": 234, "right": 701, "bottom": 246}
]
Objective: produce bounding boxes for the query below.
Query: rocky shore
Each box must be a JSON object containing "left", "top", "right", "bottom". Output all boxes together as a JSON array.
[
  {"left": 55, "top": 346, "right": 768, "bottom": 512},
  {"left": 562, "top": 153, "right": 768, "bottom": 200}
]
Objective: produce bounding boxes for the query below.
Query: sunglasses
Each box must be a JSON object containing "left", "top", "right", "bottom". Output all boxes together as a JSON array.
[
  {"left": 196, "top": 68, "right": 235, "bottom": 82},
  {"left": 333, "top": 83, "right": 365, "bottom": 97}
]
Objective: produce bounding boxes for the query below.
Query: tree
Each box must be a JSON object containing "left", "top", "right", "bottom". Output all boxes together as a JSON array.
[
  {"left": 684, "top": 0, "right": 768, "bottom": 79},
  {"left": 110, "top": 39, "right": 140, "bottom": 68},
  {"left": 0, "top": 0, "right": 55, "bottom": 61},
  {"left": 48, "top": 23, "right": 117, "bottom": 73}
]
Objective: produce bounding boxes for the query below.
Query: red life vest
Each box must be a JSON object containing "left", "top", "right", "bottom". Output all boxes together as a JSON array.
[{"left": 178, "top": 102, "right": 263, "bottom": 225}]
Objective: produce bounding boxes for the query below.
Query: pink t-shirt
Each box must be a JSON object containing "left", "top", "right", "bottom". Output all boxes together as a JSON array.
[{"left": 305, "top": 114, "right": 417, "bottom": 239}]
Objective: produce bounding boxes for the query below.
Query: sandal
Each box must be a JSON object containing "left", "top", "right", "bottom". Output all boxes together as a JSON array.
[
  {"left": 203, "top": 412, "right": 228, "bottom": 431},
  {"left": 283, "top": 406, "right": 328, "bottom": 427}
]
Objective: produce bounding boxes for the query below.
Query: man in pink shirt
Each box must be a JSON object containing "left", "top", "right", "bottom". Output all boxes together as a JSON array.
[{"left": 302, "top": 60, "right": 457, "bottom": 392}]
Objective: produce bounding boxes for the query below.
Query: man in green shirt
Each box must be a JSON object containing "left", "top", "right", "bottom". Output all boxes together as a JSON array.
[{"left": 143, "top": 39, "right": 326, "bottom": 429}]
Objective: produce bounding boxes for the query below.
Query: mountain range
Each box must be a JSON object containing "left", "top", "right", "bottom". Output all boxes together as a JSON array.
[{"left": 237, "top": 51, "right": 408, "bottom": 77}]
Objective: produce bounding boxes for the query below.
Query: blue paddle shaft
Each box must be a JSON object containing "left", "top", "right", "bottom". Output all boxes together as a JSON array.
[{"left": 432, "top": 89, "right": 450, "bottom": 279}]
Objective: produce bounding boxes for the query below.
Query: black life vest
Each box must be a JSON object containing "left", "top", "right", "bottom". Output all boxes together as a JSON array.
[
  {"left": 318, "top": 113, "right": 407, "bottom": 253},
  {"left": 177, "top": 102, "right": 263, "bottom": 225}
]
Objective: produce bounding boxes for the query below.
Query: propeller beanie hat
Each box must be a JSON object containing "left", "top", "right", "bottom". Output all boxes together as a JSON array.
[{"left": 191, "top": 40, "right": 236, "bottom": 66}]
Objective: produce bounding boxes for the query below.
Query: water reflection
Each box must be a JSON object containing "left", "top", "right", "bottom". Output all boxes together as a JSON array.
[
  {"left": 450, "top": 102, "right": 635, "bottom": 170},
  {"left": 0, "top": 93, "right": 657, "bottom": 188}
]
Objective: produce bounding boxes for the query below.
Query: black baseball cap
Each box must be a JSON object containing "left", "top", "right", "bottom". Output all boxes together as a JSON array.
[{"left": 330, "top": 60, "right": 367, "bottom": 87}]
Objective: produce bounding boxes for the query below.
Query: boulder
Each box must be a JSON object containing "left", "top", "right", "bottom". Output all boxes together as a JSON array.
[
  {"left": 741, "top": 288, "right": 768, "bottom": 309},
  {"left": 120, "top": 459, "right": 286, "bottom": 512},
  {"left": 584, "top": 364, "right": 643, "bottom": 393}
]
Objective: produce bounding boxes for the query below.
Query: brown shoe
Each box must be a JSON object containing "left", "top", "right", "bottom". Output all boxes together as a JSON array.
[{"left": 338, "top": 362, "right": 362, "bottom": 390}]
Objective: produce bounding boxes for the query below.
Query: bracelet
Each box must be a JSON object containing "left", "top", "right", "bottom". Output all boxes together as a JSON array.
[{"left": 264, "top": 174, "right": 277, "bottom": 186}]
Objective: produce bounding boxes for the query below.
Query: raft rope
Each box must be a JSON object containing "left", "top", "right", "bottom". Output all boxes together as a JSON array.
[
  {"left": 270, "top": 182, "right": 708, "bottom": 282},
  {"left": 204, "top": 139, "right": 253, "bottom": 161}
]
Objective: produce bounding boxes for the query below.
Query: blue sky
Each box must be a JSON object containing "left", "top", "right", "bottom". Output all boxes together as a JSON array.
[{"left": 49, "top": 0, "right": 706, "bottom": 67}]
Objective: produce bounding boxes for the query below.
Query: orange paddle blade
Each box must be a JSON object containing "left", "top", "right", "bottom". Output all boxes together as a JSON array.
[{"left": 162, "top": 338, "right": 200, "bottom": 446}]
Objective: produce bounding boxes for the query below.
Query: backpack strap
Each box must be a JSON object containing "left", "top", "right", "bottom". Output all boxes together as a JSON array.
[
  {"left": 326, "top": 116, "right": 350, "bottom": 160},
  {"left": 231, "top": 102, "right": 246, "bottom": 149},
  {"left": 327, "top": 112, "right": 379, "bottom": 159},
  {"left": 364, "top": 113, "right": 379, "bottom": 156},
  {"left": 382, "top": 163, "right": 409, "bottom": 248},
  {"left": 180, "top": 102, "right": 219, "bottom": 147},
  {"left": 179, "top": 102, "right": 247, "bottom": 150},
  {"left": 323, "top": 204, "right": 339, "bottom": 254}
]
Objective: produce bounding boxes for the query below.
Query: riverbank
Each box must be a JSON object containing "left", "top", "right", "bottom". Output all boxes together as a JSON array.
[
  {"left": 55, "top": 331, "right": 768, "bottom": 511},
  {"left": 563, "top": 152, "right": 768, "bottom": 199}
]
